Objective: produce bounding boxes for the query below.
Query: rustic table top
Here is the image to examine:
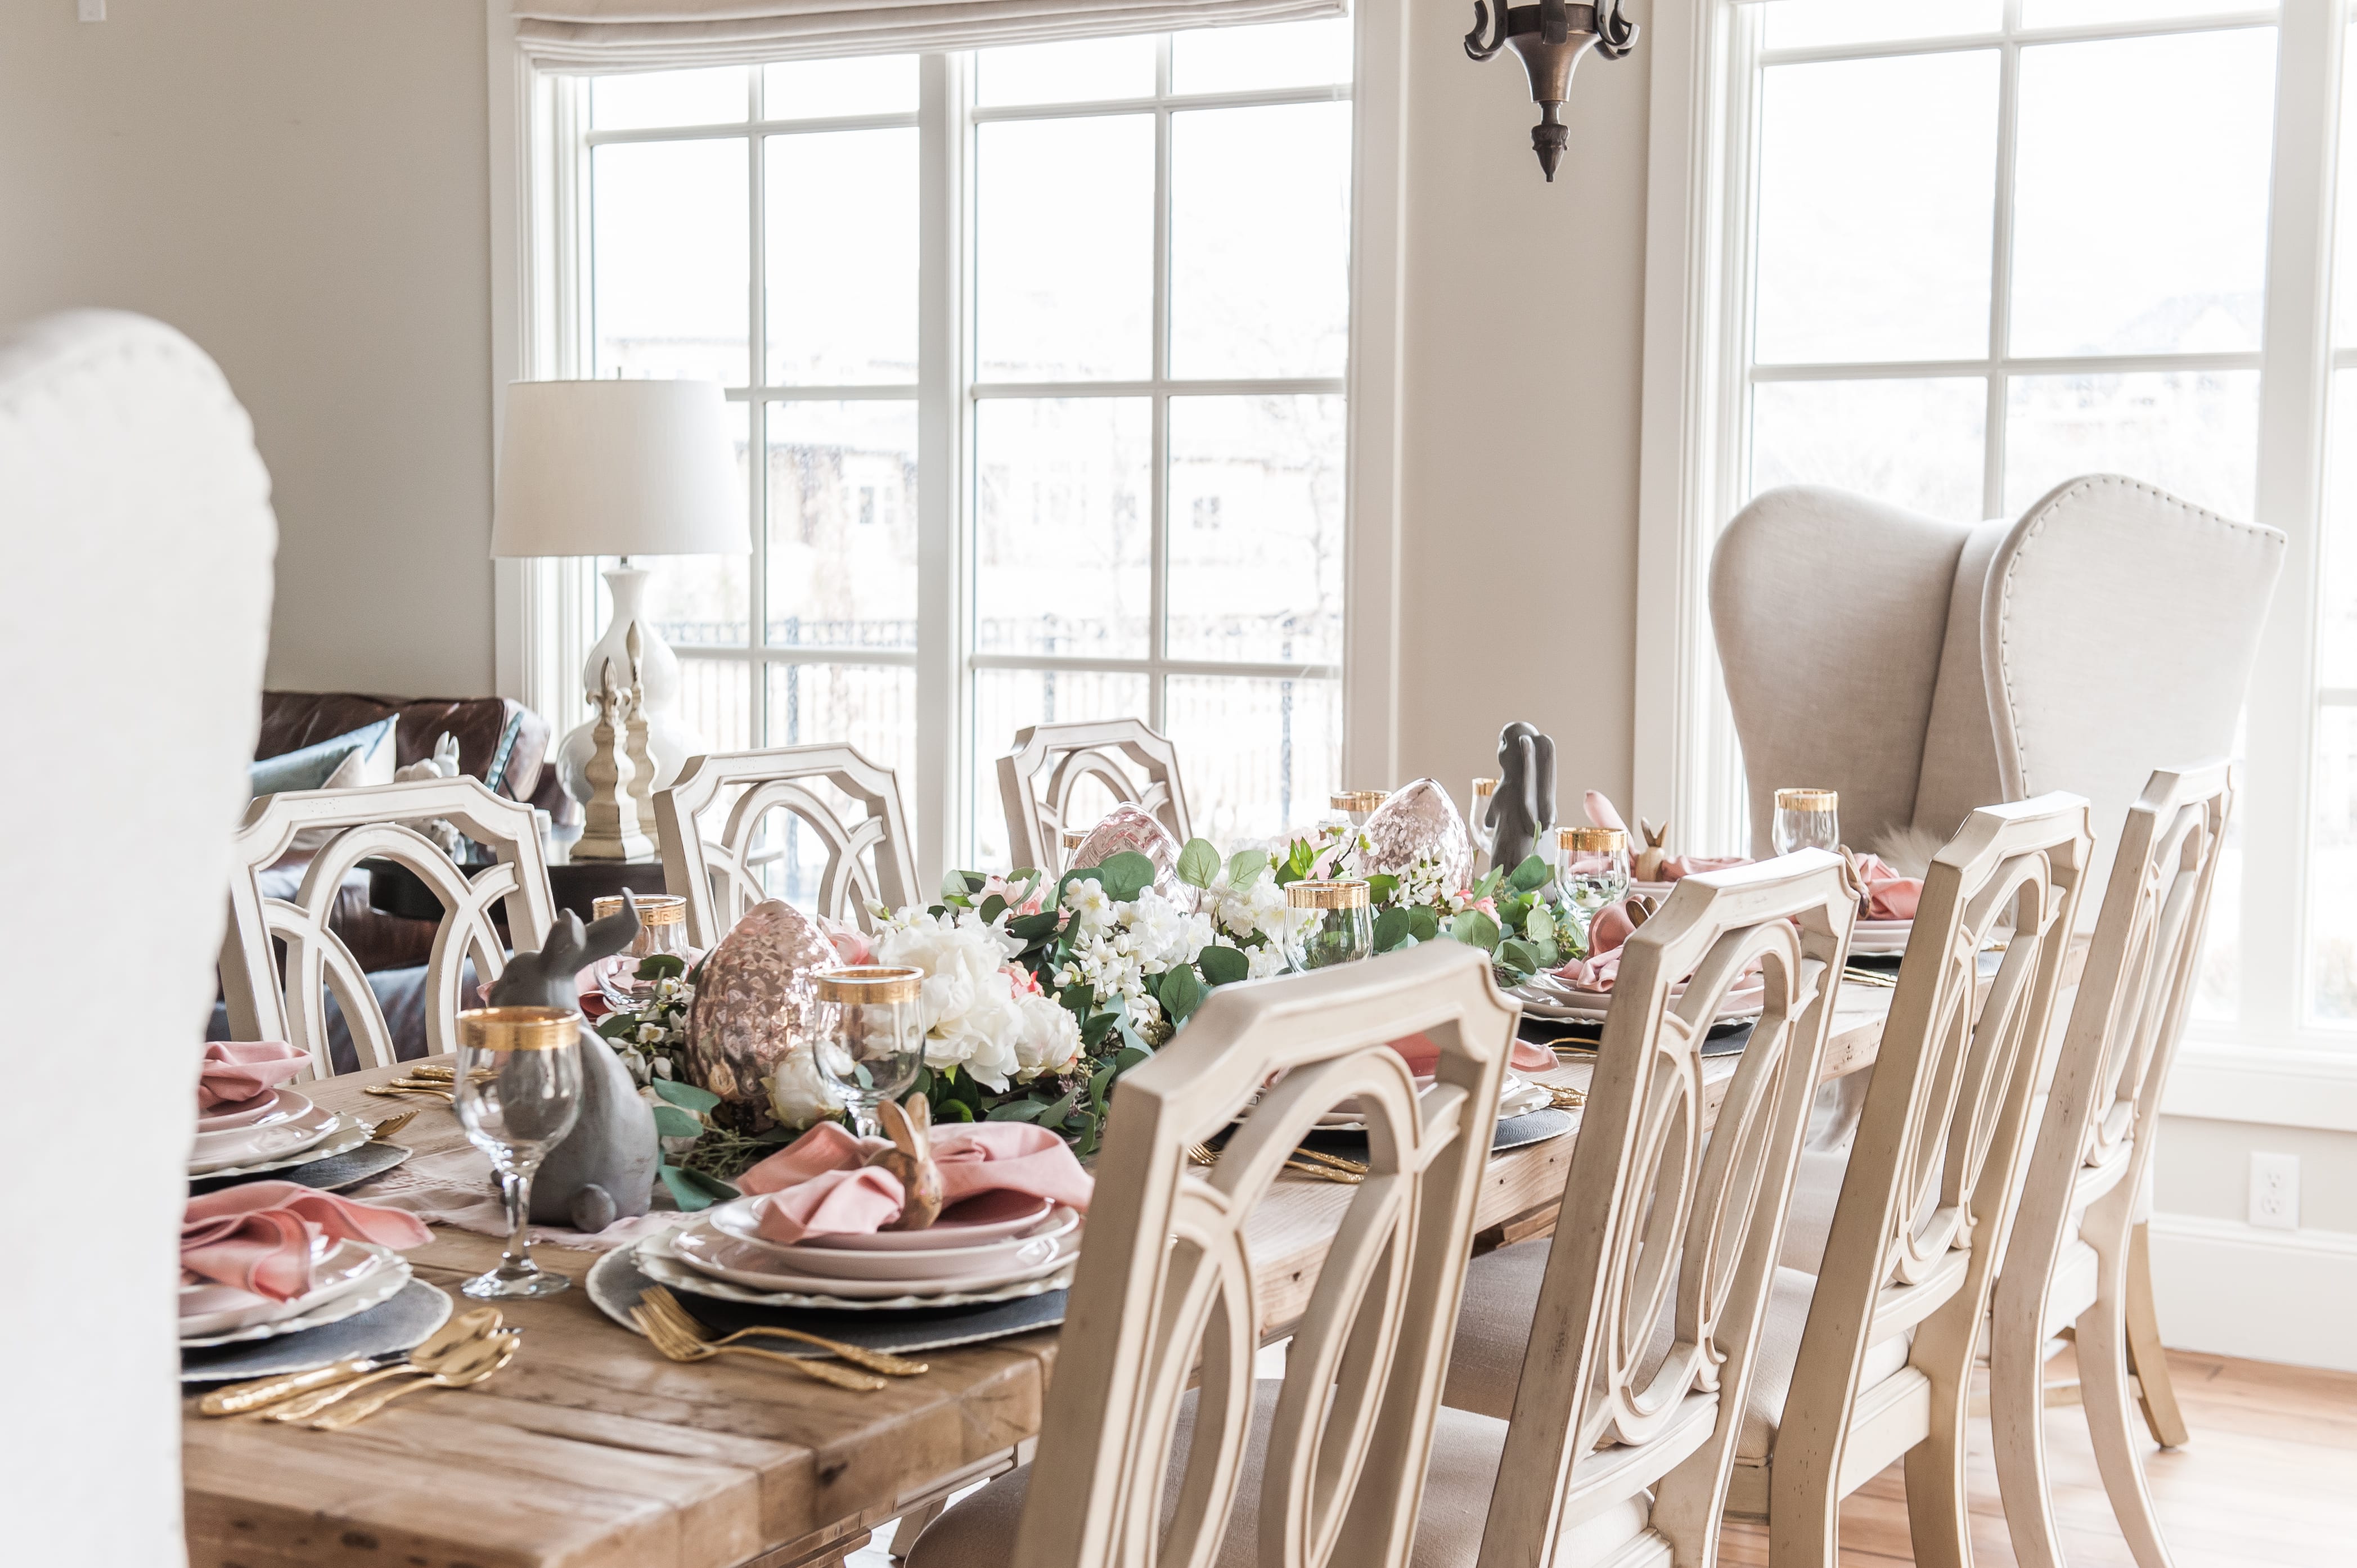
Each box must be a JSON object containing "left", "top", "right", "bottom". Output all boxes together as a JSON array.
[{"left": 181, "top": 980, "right": 1900, "bottom": 1568}]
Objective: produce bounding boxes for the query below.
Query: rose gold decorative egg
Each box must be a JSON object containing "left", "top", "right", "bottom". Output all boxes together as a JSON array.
[
  {"left": 1360, "top": 778, "right": 1475, "bottom": 894},
  {"left": 683, "top": 899, "right": 839, "bottom": 1105},
  {"left": 1065, "top": 803, "right": 1182, "bottom": 894}
]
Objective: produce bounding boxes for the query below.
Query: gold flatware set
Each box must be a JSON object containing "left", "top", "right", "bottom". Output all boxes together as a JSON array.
[
  {"left": 197, "top": 1305, "right": 520, "bottom": 1429},
  {"left": 629, "top": 1285, "right": 929, "bottom": 1391},
  {"left": 1185, "top": 1141, "right": 1368, "bottom": 1184}
]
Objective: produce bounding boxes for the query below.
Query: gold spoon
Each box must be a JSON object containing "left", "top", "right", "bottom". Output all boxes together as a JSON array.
[
  {"left": 201, "top": 1306, "right": 500, "bottom": 1417},
  {"left": 262, "top": 1312, "right": 507, "bottom": 1422},
  {"left": 305, "top": 1330, "right": 521, "bottom": 1430}
]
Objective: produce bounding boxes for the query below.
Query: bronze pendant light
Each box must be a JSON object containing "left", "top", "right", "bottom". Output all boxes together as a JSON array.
[{"left": 1463, "top": 0, "right": 1638, "bottom": 180}]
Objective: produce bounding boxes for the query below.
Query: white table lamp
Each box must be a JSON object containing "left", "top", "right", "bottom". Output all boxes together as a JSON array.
[{"left": 492, "top": 379, "right": 747, "bottom": 804}]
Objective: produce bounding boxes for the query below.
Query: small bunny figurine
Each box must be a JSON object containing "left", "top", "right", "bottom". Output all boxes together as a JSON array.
[
  {"left": 864, "top": 1096, "right": 944, "bottom": 1231},
  {"left": 1634, "top": 817, "right": 1671, "bottom": 884}
]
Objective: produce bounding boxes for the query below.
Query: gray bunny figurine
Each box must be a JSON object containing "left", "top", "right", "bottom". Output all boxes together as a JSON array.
[
  {"left": 485, "top": 895, "right": 660, "bottom": 1233},
  {"left": 1486, "top": 721, "right": 1557, "bottom": 877}
]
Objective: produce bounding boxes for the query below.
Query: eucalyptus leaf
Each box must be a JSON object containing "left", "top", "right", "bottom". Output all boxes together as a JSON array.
[
  {"left": 649, "top": 1078, "right": 722, "bottom": 1114},
  {"left": 1009, "top": 910, "right": 1061, "bottom": 941},
  {"left": 650, "top": 1105, "right": 705, "bottom": 1140},
  {"left": 986, "top": 1099, "right": 1049, "bottom": 1123},
  {"left": 1406, "top": 907, "right": 1441, "bottom": 943},
  {"left": 635, "top": 953, "right": 687, "bottom": 981},
  {"left": 1159, "top": 963, "right": 1203, "bottom": 1024},
  {"left": 1453, "top": 908, "right": 1502, "bottom": 951},
  {"left": 1508, "top": 854, "right": 1551, "bottom": 893},
  {"left": 1225, "top": 849, "right": 1269, "bottom": 889},
  {"left": 1372, "top": 907, "right": 1414, "bottom": 954},
  {"left": 1497, "top": 938, "right": 1542, "bottom": 976},
  {"left": 1177, "top": 838, "right": 1222, "bottom": 889},
  {"left": 1523, "top": 904, "right": 1553, "bottom": 943},
  {"left": 1038, "top": 1088, "right": 1080, "bottom": 1128},
  {"left": 932, "top": 1097, "right": 974, "bottom": 1122},
  {"left": 657, "top": 1164, "right": 723, "bottom": 1213},
  {"left": 1097, "top": 851, "right": 1156, "bottom": 903},
  {"left": 979, "top": 893, "right": 1008, "bottom": 924},
  {"left": 1114, "top": 1045, "right": 1153, "bottom": 1072},
  {"left": 1195, "top": 944, "right": 1249, "bottom": 987}
]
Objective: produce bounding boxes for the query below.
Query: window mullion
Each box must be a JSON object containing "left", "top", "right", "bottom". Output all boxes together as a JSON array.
[
  {"left": 915, "top": 51, "right": 969, "bottom": 885},
  {"left": 748, "top": 74, "right": 771, "bottom": 748},
  {"left": 1983, "top": 28, "right": 2021, "bottom": 519},
  {"left": 2243, "top": 0, "right": 2345, "bottom": 1039},
  {"left": 1151, "top": 78, "right": 1173, "bottom": 731}
]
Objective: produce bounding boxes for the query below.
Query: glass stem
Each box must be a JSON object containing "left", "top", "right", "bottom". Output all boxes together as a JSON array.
[{"left": 500, "top": 1164, "right": 538, "bottom": 1276}]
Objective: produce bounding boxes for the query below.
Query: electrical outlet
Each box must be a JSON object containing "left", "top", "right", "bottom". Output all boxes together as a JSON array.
[{"left": 2249, "top": 1152, "right": 2300, "bottom": 1231}]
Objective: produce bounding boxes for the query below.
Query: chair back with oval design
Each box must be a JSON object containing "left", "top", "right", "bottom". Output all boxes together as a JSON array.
[
  {"left": 220, "top": 777, "right": 557, "bottom": 1076},
  {"left": 654, "top": 744, "right": 918, "bottom": 947},
  {"left": 997, "top": 717, "right": 1191, "bottom": 874},
  {"left": 1474, "top": 852, "right": 1856, "bottom": 1568},
  {"left": 1989, "top": 764, "right": 2230, "bottom": 1568},
  {"left": 1766, "top": 794, "right": 2089, "bottom": 1561},
  {"left": 1011, "top": 941, "right": 1514, "bottom": 1568}
]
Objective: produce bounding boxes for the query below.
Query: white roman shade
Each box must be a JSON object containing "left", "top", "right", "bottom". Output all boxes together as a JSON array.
[{"left": 512, "top": 0, "right": 1346, "bottom": 68}]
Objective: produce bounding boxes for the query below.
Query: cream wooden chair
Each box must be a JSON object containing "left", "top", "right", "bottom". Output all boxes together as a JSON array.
[
  {"left": 1742, "top": 796, "right": 2088, "bottom": 1565},
  {"left": 1438, "top": 851, "right": 1858, "bottom": 1568},
  {"left": 997, "top": 717, "right": 1191, "bottom": 874},
  {"left": 654, "top": 743, "right": 918, "bottom": 947},
  {"left": 220, "top": 776, "right": 557, "bottom": 1075},
  {"left": 1990, "top": 765, "right": 2231, "bottom": 1568},
  {"left": 906, "top": 941, "right": 1514, "bottom": 1568}
]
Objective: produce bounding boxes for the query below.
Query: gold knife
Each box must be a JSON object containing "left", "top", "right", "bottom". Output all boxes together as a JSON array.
[{"left": 196, "top": 1306, "right": 499, "bottom": 1416}]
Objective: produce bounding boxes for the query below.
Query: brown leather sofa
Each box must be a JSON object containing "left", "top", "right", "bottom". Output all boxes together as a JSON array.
[{"left": 255, "top": 692, "right": 578, "bottom": 973}]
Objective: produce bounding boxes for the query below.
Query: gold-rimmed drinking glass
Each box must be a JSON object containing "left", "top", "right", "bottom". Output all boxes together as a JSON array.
[
  {"left": 451, "top": 1006, "right": 583, "bottom": 1300},
  {"left": 1557, "top": 826, "right": 1631, "bottom": 916},
  {"left": 1285, "top": 879, "right": 1374, "bottom": 971},
  {"left": 590, "top": 893, "right": 694, "bottom": 1012},
  {"left": 813, "top": 967, "right": 926, "bottom": 1139},
  {"left": 1773, "top": 788, "right": 1841, "bottom": 857},
  {"left": 1330, "top": 791, "right": 1387, "bottom": 827}
]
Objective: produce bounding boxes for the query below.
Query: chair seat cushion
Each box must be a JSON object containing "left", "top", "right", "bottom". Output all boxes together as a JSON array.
[
  {"left": 1739, "top": 1266, "right": 1913, "bottom": 1464},
  {"left": 904, "top": 1382, "right": 1650, "bottom": 1568},
  {"left": 1440, "top": 1239, "right": 1551, "bottom": 1421}
]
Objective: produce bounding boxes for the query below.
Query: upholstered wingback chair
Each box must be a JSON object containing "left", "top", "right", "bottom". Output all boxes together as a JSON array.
[
  {"left": 1, "top": 312, "right": 276, "bottom": 1559},
  {"left": 1712, "top": 474, "right": 2284, "bottom": 907}
]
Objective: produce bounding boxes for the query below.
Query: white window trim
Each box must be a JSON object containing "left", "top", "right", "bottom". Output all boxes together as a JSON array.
[
  {"left": 483, "top": 0, "right": 1407, "bottom": 886},
  {"left": 1631, "top": 0, "right": 2356, "bottom": 1124}
]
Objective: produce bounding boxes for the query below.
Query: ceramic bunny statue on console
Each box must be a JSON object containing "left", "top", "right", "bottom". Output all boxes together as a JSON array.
[{"left": 485, "top": 895, "right": 661, "bottom": 1232}]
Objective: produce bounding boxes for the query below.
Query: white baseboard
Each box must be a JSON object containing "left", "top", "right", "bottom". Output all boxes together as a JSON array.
[{"left": 2146, "top": 1213, "right": 2357, "bottom": 1372}]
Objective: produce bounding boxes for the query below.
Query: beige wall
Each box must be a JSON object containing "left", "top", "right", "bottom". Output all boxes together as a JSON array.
[
  {"left": 0, "top": 0, "right": 496, "bottom": 699},
  {"left": 1395, "top": 0, "right": 1649, "bottom": 813}
]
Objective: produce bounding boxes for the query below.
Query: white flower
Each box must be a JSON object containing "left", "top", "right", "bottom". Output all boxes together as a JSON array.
[
  {"left": 872, "top": 908, "right": 1073, "bottom": 1092},
  {"left": 763, "top": 1044, "right": 840, "bottom": 1129}
]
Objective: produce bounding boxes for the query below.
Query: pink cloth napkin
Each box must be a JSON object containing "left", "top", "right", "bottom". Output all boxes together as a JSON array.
[
  {"left": 737, "top": 1120, "right": 1095, "bottom": 1246},
  {"left": 181, "top": 1180, "right": 432, "bottom": 1301},
  {"left": 1389, "top": 1033, "right": 1555, "bottom": 1078},
  {"left": 196, "top": 1041, "right": 308, "bottom": 1112},
  {"left": 1555, "top": 899, "right": 1641, "bottom": 993},
  {"left": 1848, "top": 853, "right": 1921, "bottom": 920}
]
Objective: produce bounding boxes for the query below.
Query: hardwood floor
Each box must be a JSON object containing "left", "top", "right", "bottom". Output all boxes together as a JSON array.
[{"left": 1719, "top": 1349, "right": 2357, "bottom": 1567}]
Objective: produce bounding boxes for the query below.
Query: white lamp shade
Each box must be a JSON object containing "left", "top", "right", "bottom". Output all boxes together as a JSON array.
[{"left": 491, "top": 379, "right": 748, "bottom": 558}]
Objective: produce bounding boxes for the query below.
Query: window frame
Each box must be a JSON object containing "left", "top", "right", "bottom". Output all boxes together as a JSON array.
[
  {"left": 1633, "top": 0, "right": 2357, "bottom": 1122},
  {"left": 488, "top": 4, "right": 1409, "bottom": 889}
]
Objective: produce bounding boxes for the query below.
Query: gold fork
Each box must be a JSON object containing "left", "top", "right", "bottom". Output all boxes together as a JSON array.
[
  {"left": 305, "top": 1330, "right": 522, "bottom": 1430},
  {"left": 365, "top": 1084, "right": 452, "bottom": 1102},
  {"left": 368, "top": 1109, "right": 420, "bottom": 1142},
  {"left": 633, "top": 1302, "right": 888, "bottom": 1390},
  {"left": 1186, "top": 1142, "right": 1362, "bottom": 1185},
  {"left": 636, "top": 1287, "right": 928, "bottom": 1377}
]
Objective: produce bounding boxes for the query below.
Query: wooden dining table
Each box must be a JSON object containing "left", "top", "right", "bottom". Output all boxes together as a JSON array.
[{"left": 180, "top": 977, "right": 1904, "bottom": 1568}]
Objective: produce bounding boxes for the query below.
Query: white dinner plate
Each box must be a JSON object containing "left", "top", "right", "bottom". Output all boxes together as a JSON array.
[
  {"left": 179, "top": 1242, "right": 410, "bottom": 1345},
  {"left": 189, "top": 1098, "right": 340, "bottom": 1174},
  {"left": 196, "top": 1087, "right": 312, "bottom": 1134},
  {"left": 703, "top": 1204, "right": 1081, "bottom": 1282},
  {"left": 640, "top": 1224, "right": 1079, "bottom": 1310},
  {"left": 1511, "top": 972, "right": 1765, "bottom": 1023},
  {"left": 191, "top": 1115, "right": 372, "bottom": 1181},
  {"left": 1308, "top": 1073, "right": 1551, "bottom": 1133},
  {"left": 1850, "top": 918, "right": 1913, "bottom": 957},
  {"left": 655, "top": 1216, "right": 1079, "bottom": 1301},
  {"left": 782, "top": 1188, "right": 1055, "bottom": 1252}
]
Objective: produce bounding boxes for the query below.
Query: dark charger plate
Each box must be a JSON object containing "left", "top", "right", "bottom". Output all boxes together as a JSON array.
[{"left": 188, "top": 1138, "right": 413, "bottom": 1196}]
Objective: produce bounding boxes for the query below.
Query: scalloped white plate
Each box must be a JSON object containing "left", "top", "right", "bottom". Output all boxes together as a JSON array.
[
  {"left": 638, "top": 1225, "right": 1078, "bottom": 1310},
  {"left": 698, "top": 1205, "right": 1080, "bottom": 1283},
  {"left": 190, "top": 1115, "right": 372, "bottom": 1180},
  {"left": 179, "top": 1246, "right": 411, "bottom": 1346},
  {"left": 196, "top": 1087, "right": 312, "bottom": 1134}
]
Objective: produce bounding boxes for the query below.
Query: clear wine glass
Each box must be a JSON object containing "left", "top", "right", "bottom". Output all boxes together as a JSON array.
[
  {"left": 1558, "top": 826, "right": 1631, "bottom": 916},
  {"left": 1330, "top": 791, "right": 1387, "bottom": 827},
  {"left": 1468, "top": 777, "right": 1497, "bottom": 860},
  {"left": 1284, "top": 880, "right": 1374, "bottom": 971},
  {"left": 1773, "top": 788, "right": 1842, "bottom": 857},
  {"left": 590, "top": 893, "right": 694, "bottom": 1013},
  {"left": 813, "top": 967, "right": 926, "bottom": 1139},
  {"left": 451, "top": 1006, "right": 584, "bottom": 1300}
]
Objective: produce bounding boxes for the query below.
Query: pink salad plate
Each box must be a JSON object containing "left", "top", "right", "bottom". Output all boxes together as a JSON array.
[
  {"left": 666, "top": 1215, "right": 1081, "bottom": 1300},
  {"left": 762, "top": 1187, "right": 1056, "bottom": 1252}
]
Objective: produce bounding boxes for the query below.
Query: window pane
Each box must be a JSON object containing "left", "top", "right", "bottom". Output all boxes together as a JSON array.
[
  {"left": 591, "top": 67, "right": 748, "bottom": 130},
  {"left": 673, "top": 656, "right": 755, "bottom": 755},
  {"left": 975, "top": 399, "right": 1151, "bottom": 660},
  {"left": 2311, "top": 709, "right": 2357, "bottom": 1024},
  {"left": 1172, "top": 17, "right": 1353, "bottom": 93},
  {"left": 2322, "top": 372, "right": 2357, "bottom": 688},
  {"left": 600, "top": 403, "right": 754, "bottom": 649},
  {"left": 1170, "top": 103, "right": 1351, "bottom": 379},
  {"left": 1168, "top": 395, "right": 1345, "bottom": 663},
  {"left": 2003, "top": 370, "right": 2259, "bottom": 516},
  {"left": 977, "top": 116, "right": 1154, "bottom": 381},
  {"left": 1754, "top": 52, "right": 1999, "bottom": 364},
  {"left": 2009, "top": 30, "right": 2275, "bottom": 357},
  {"left": 971, "top": 669, "right": 1154, "bottom": 868},
  {"left": 2336, "top": 26, "right": 2357, "bottom": 348},
  {"left": 1751, "top": 379, "right": 1987, "bottom": 519},
  {"left": 975, "top": 35, "right": 1159, "bottom": 106},
  {"left": 763, "top": 55, "right": 916, "bottom": 119},
  {"left": 766, "top": 129, "right": 917, "bottom": 385},
  {"left": 766, "top": 661, "right": 915, "bottom": 771},
  {"left": 592, "top": 139, "right": 750, "bottom": 385},
  {"left": 1761, "top": 0, "right": 2001, "bottom": 49},
  {"left": 766, "top": 401, "right": 919, "bottom": 650},
  {"left": 2022, "top": 0, "right": 2276, "bottom": 26},
  {"left": 1164, "top": 675, "right": 1342, "bottom": 845}
]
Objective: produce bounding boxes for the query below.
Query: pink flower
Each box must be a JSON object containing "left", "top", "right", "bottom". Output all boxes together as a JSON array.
[
  {"left": 978, "top": 875, "right": 1045, "bottom": 917},
  {"left": 816, "top": 914, "right": 874, "bottom": 967},
  {"left": 1002, "top": 962, "right": 1043, "bottom": 997}
]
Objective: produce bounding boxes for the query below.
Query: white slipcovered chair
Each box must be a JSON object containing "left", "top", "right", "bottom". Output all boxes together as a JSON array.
[
  {"left": 907, "top": 942, "right": 1514, "bottom": 1568},
  {"left": 997, "top": 717, "right": 1191, "bottom": 875},
  {"left": 653, "top": 743, "right": 918, "bottom": 946},
  {"left": 0, "top": 312, "right": 276, "bottom": 1563},
  {"left": 1991, "top": 764, "right": 2233, "bottom": 1568}
]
